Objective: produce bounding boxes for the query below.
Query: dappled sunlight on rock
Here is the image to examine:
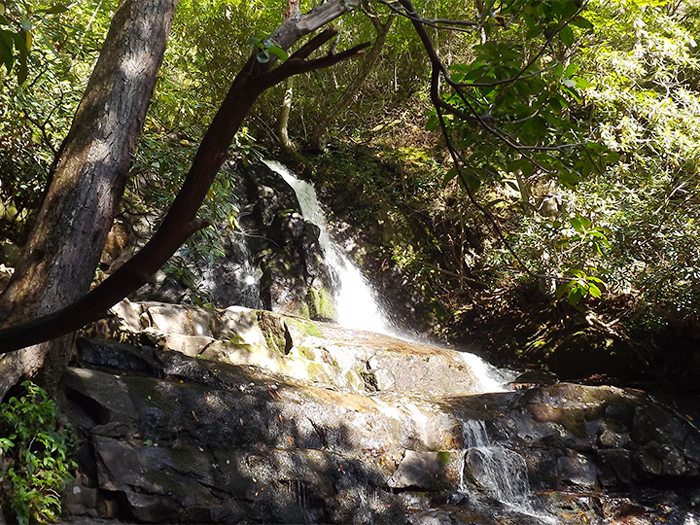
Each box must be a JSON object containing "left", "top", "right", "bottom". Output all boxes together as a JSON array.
[{"left": 62, "top": 302, "right": 700, "bottom": 523}]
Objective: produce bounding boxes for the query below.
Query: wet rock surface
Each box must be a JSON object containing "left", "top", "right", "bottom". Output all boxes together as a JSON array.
[
  {"left": 125, "top": 161, "right": 335, "bottom": 318},
  {"left": 242, "top": 162, "right": 335, "bottom": 319},
  {"left": 65, "top": 301, "right": 700, "bottom": 523}
]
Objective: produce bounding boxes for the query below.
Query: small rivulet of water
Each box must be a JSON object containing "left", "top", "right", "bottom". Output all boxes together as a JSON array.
[
  {"left": 460, "top": 419, "right": 557, "bottom": 524},
  {"left": 263, "top": 160, "right": 394, "bottom": 335}
]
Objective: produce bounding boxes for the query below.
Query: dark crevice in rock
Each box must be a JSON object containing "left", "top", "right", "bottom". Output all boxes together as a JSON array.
[
  {"left": 75, "top": 337, "right": 162, "bottom": 378},
  {"left": 283, "top": 322, "right": 293, "bottom": 354},
  {"left": 66, "top": 386, "right": 111, "bottom": 426}
]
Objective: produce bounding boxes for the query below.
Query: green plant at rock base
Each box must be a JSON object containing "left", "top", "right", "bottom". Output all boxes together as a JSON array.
[{"left": 0, "top": 381, "right": 76, "bottom": 525}]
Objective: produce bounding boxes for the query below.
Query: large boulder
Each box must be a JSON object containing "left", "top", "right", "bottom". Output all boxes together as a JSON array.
[
  {"left": 125, "top": 161, "right": 336, "bottom": 318},
  {"left": 64, "top": 340, "right": 464, "bottom": 523},
  {"left": 66, "top": 302, "right": 700, "bottom": 524},
  {"left": 450, "top": 382, "right": 700, "bottom": 491},
  {"left": 91, "top": 300, "right": 493, "bottom": 395}
]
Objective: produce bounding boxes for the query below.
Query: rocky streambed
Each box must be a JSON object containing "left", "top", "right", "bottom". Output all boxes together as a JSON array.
[{"left": 61, "top": 300, "right": 700, "bottom": 523}]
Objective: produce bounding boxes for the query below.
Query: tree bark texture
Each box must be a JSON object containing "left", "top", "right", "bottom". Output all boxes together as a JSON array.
[
  {"left": 0, "top": 0, "right": 177, "bottom": 399},
  {"left": 0, "top": 0, "right": 367, "bottom": 386}
]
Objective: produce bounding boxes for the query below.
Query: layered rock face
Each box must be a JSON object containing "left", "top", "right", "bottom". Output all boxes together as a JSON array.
[
  {"left": 64, "top": 301, "right": 700, "bottom": 523},
  {"left": 129, "top": 161, "right": 335, "bottom": 319}
]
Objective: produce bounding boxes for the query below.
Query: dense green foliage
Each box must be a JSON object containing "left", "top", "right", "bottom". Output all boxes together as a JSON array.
[
  {"left": 0, "top": 0, "right": 115, "bottom": 243},
  {"left": 297, "top": 0, "right": 700, "bottom": 361},
  {"left": 509, "top": 0, "right": 700, "bottom": 327},
  {"left": 0, "top": 0, "right": 698, "bottom": 370},
  {"left": 0, "top": 381, "right": 76, "bottom": 524},
  {"left": 0, "top": 2, "right": 698, "bottom": 521}
]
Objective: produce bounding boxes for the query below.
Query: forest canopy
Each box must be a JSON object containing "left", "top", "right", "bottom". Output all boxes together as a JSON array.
[{"left": 0, "top": 0, "right": 699, "bottom": 373}]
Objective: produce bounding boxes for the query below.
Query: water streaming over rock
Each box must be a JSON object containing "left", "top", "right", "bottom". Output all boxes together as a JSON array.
[
  {"left": 263, "top": 160, "right": 514, "bottom": 394},
  {"left": 264, "top": 160, "right": 394, "bottom": 335},
  {"left": 460, "top": 419, "right": 557, "bottom": 524}
]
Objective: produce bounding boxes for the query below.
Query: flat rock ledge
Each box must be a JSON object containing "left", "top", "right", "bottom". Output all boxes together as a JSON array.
[{"left": 61, "top": 301, "right": 700, "bottom": 524}]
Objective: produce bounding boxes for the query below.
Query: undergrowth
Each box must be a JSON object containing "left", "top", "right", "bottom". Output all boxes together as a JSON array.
[{"left": 0, "top": 381, "right": 76, "bottom": 525}]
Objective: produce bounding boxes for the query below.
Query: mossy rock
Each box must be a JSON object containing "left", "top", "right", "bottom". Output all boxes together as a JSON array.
[
  {"left": 287, "top": 319, "right": 325, "bottom": 338},
  {"left": 297, "top": 346, "right": 316, "bottom": 360},
  {"left": 257, "top": 311, "right": 291, "bottom": 356},
  {"left": 306, "top": 287, "right": 337, "bottom": 322}
]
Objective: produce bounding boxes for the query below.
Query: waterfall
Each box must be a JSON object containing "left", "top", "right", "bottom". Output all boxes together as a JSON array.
[
  {"left": 262, "top": 160, "right": 514, "bottom": 393},
  {"left": 263, "top": 160, "right": 394, "bottom": 335},
  {"left": 460, "top": 420, "right": 556, "bottom": 524},
  {"left": 459, "top": 352, "right": 515, "bottom": 393}
]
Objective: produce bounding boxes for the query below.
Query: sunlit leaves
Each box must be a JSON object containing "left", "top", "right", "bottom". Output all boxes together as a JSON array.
[
  {"left": 556, "top": 270, "right": 605, "bottom": 305},
  {"left": 0, "top": 381, "right": 76, "bottom": 525},
  {"left": 558, "top": 215, "right": 611, "bottom": 255},
  {"left": 431, "top": 0, "right": 604, "bottom": 216},
  {"left": 0, "top": 1, "right": 68, "bottom": 86},
  {"left": 559, "top": 23, "right": 574, "bottom": 46}
]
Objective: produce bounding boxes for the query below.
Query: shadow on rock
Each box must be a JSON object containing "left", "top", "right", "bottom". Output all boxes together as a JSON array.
[{"left": 63, "top": 339, "right": 405, "bottom": 524}]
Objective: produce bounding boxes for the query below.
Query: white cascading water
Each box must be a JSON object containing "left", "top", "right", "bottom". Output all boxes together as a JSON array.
[
  {"left": 263, "top": 160, "right": 512, "bottom": 392},
  {"left": 264, "top": 160, "right": 392, "bottom": 335},
  {"left": 265, "top": 161, "right": 555, "bottom": 518},
  {"left": 460, "top": 420, "right": 556, "bottom": 524}
]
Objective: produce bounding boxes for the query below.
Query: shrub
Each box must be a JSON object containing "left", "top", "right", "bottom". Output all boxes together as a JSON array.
[{"left": 0, "top": 381, "right": 76, "bottom": 525}]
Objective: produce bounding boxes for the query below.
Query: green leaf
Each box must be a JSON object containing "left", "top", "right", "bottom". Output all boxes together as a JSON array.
[
  {"left": 10, "top": 30, "right": 26, "bottom": 52},
  {"left": 0, "top": 30, "right": 13, "bottom": 72},
  {"left": 17, "top": 37, "right": 27, "bottom": 83},
  {"left": 266, "top": 44, "right": 287, "bottom": 62},
  {"left": 457, "top": 170, "right": 482, "bottom": 192},
  {"left": 425, "top": 115, "right": 440, "bottom": 131},
  {"left": 504, "top": 179, "right": 520, "bottom": 192},
  {"left": 450, "top": 72, "right": 465, "bottom": 83},
  {"left": 449, "top": 63, "right": 472, "bottom": 73},
  {"left": 39, "top": 4, "right": 69, "bottom": 14},
  {"left": 559, "top": 25, "right": 574, "bottom": 47},
  {"left": 570, "top": 16, "right": 593, "bottom": 30},
  {"left": 484, "top": 198, "right": 506, "bottom": 209},
  {"left": 443, "top": 166, "right": 458, "bottom": 184},
  {"left": 564, "top": 63, "right": 579, "bottom": 77},
  {"left": 569, "top": 216, "right": 591, "bottom": 232},
  {"left": 255, "top": 48, "right": 270, "bottom": 63},
  {"left": 556, "top": 281, "right": 572, "bottom": 299},
  {"left": 568, "top": 285, "right": 586, "bottom": 305},
  {"left": 560, "top": 1, "right": 581, "bottom": 20},
  {"left": 520, "top": 161, "right": 536, "bottom": 177}
]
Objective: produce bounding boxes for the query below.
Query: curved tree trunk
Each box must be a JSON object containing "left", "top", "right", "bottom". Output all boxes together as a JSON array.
[
  {"left": 0, "top": 0, "right": 178, "bottom": 398},
  {"left": 0, "top": 0, "right": 366, "bottom": 400},
  {"left": 309, "top": 13, "right": 394, "bottom": 150}
]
